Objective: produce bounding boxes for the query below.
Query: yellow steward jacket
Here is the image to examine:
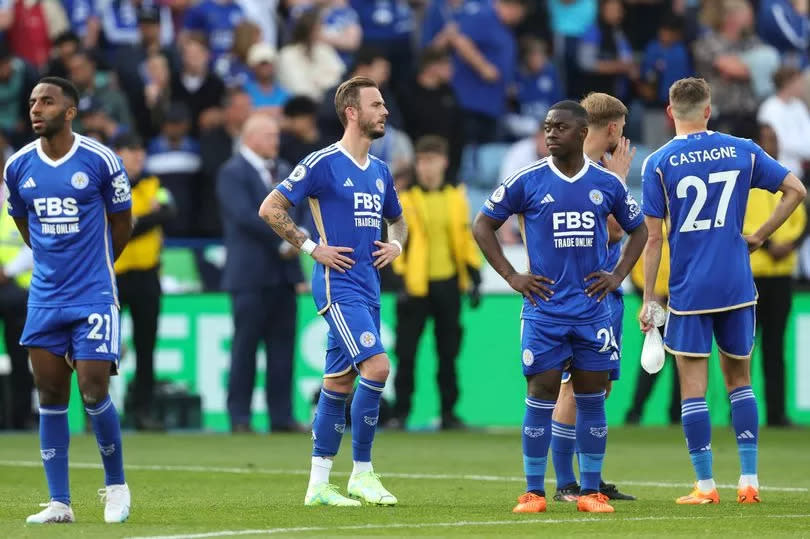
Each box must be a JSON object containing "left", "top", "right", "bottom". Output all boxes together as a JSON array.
[
  {"left": 743, "top": 190, "right": 806, "bottom": 277},
  {"left": 393, "top": 184, "right": 481, "bottom": 297},
  {"left": 114, "top": 176, "right": 164, "bottom": 274},
  {"left": 0, "top": 206, "right": 31, "bottom": 287}
]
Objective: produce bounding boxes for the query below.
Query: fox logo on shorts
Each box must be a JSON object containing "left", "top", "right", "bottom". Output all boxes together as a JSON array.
[
  {"left": 522, "top": 349, "right": 534, "bottom": 366},
  {"left": 523, "top": 426, "right": 544, "bottom": 438},
  {"left": 360, "top": 331, "right": 376, "bottom": 348},
  {"left": 590, "top": 426, "right": 608, "bottom": 438}
]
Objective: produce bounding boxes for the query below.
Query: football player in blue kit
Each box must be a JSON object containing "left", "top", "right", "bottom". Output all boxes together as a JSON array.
[
  {"left": 3, "top": 77, "right": 133, "bottom": 524},
  {"left": 640, "top": 77, "right": 806, "bottom": 505},
  {"left": 260, "top": 76, "right": 407, "bottom": 507},
  {"left": 473, "top": 101, "right": 647, "bottom": 514}
]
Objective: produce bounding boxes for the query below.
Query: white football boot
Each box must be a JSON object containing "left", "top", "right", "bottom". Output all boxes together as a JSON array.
[
  {"left": 99, "top": 483, "right": 130, "bottom": 523},
  {"left": 26, "top": 501, "right": 75, "bottom": 524}
]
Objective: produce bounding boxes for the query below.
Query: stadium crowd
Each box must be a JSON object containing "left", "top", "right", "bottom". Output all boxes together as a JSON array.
[{"left": 0, "top": 0, "right": 809, "bottom": 431}]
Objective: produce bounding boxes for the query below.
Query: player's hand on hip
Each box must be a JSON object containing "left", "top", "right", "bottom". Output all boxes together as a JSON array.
[
  {"left": 372, "top": 240, "right": 401, "bottom": 269},
  {"left": 506, "top": 272, "right": 554, "bottom": 306},
  {"left": 744, "top": 234, "right": 764, "bottom": 253},
  {"left": 603, "top": 137, "right": 636, "bottom": 180},
  {"left": 584, "top": 270, "right": 621, "bottom": 302},
  {"left": 312, "top": 245, "right": 355, "bottom": 273}
]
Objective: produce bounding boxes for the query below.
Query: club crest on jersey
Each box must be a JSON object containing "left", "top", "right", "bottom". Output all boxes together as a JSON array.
[
  {"left": 71, "top": 171, "right": 89, "bottom": 190},
  {"left": 491, "top": 185, "right": 506, "bottom": 203},
  {"left": 289, "top": 165, "right": 307, "bottom": 182},
  {"left": 522, "top": 349, "right": 534, "bottom": 366},
  {"left": 360, "top": 331, "right": 376, "bottom": 348},
  {"left": 376, "top": 178, "right": 385, "bottom": 193},
  {"left": 589, "top": 189, "right": 603, "bottom": 205}
]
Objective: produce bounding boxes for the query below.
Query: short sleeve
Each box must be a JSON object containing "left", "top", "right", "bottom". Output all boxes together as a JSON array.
[
  {"left": 101, "top": 157, "right": 133, "bottom": 213},
  {"left": 481, "top": 176, "right": 526, "bottom": 221},
  {"left": 3, "top": 162, "right": 25, "bottom": 218},
  {"left": 750, "top": 142, "right": 790, "bottom": 193},
  {"left": 274, "top": 159, "right": 323, "bottom": 206},
  {"left": 382, "top": 167, "right": 402, "bottom": 219},
  {"left": 641, "top": 155, "right": 666, "bottom": 218},
  {"left": 610, "top": 180, "right": 643, "bottom": 233}
]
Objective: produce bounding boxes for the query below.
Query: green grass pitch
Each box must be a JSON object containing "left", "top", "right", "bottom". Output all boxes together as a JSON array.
[{"left": 0, "top": 427, "right": 808, "bottom": 538}]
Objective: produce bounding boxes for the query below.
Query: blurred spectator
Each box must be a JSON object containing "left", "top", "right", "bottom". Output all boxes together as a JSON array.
[
  {"left": 44, "top": 31, "right": 81, "bottom": 79},
  {"left": 199, "top": 88, "right": 252, "bottom": 238},
  {"left": 576, "top": 0, "right": 636, "bottom": 101},
  {"left": 171, "top": 33, "right": 226, "bottom": 135},
  {"left": 743, "top": 122, "right": 807, "bottom": 427},
  {"left": 398, "top": 46, "right": 463, "bottom": 183},
  {"left": 623, "top": 0, "right": 669, "bottom": 50},
  {"left": 218, "top": 113, "right": 303, "bottom": 433},
  {"left": 244, "top": 43, "right": 290, "bottom": 112},
  {"left": 115, "top": 6, "right": 181, "bottom": 140},
  {"left": 182, "top": 0, "right": 245, "bottom": 60},
  {"left": 639, "top": 13, "right": 693, "bottom": 150},
  {"left": 547, "top": 0, "right": 597, "bottom": 98},
  {"left": 62, "top": 0, "right": 101, "bottom": 50},
  {"left": 0, "top": 176, "right": 34, "bottom": 430},
  {"left": 391, "top": 135, "right": 481, "bottom": 430},
  {"left": 145, "top": 103, "right": 202, "bottom": 237},
  {"left": 236, "top": 0, "right": 279, "bottom": 47},
  {"left": 499, "top": 127, "right": 548, "bottom": 181},
  {"left": 68, "top": 50, "right": 134, "bottom": 133},
  {"left": 368, "top": 124, "right": 413, "bottom": 168},
  {"left": 279, "top": 95, "right": 327, "bottom": 164},
  {"left": 0, "top": 42, "right": 37, "bottom": 148},
  {"left": 96, "top": 0, "right": 144, "bottom": 54},
  {"left": 320, "top": 0, "right": 363, "bottom": 67},
  {"left": 758, "top": 0, "right": 810, "bottom": 68},
  {"left": 0, "top": 0, "right": 69, "bottom": 71},
  {"left": 214, "top": 20, "right": 261, "bottom": 89},
  {"left": 77, "top": 96, "right": 121, "bottom": 141},
  {"left": 449, "top": 0, "right": 526, "bottom": 145},
  {"left": 319, "top": 46, "right": 401, "bottom": 140},
  {"left": 277, "top": 7, "right": 345, "bottom": 102},
  {"left": 507, "top": 37, "right": 563, "bottom": 139},
  {"left": 758, "top": 66, "right": 810, "bottom": 179},
  {"left": 421, "top": 0, "right": 483, "bottom": 49},
  {"left": 113, "top": 133, "right": 176, "bottom": 431},
  {"left": 694, "top": 0, "right": 779, "bottom": 132},
  {"left": 351, "top": 0, "right": 414, "bottom": 91}
]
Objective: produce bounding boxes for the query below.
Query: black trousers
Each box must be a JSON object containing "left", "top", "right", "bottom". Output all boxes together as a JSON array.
[
  {"left": 627, "top": 356, "right": 682, "bottom": 424},
  {"left": 117, "top": 267, "right": 161, "bottom": 417},
  {"left": 227, "top": 285, "right": 296, "bottom": 429},
  {"left": 0, "top": 281, "right": 32, "bottom": 429},
  {"left": 754, "top": 276, "right": 792, "bottom": 424},
  {"left": 393, "top": 277, "right": 462, "bottom": 419}
]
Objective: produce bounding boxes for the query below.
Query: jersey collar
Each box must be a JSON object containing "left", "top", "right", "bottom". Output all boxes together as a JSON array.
[
  {"left": 547, "top": 155, "right": 590, "bottom": 183},
  {"left": 35, "top": 133, "right": 81, "bottom": 168},
  {"left": 336, "top": 142, "right": 370, "bottom": 171},
  {"left": 673, "top": 130, "right": 715, "bottom": 140}
]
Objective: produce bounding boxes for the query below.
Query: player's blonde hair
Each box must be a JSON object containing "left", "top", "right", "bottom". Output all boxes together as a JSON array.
[
  {"left": 668, "top": 77, "right": 712, "bottom": 121},
  {"left": 334, "top": 76, "right": 379, "bottom": 128},
  {"left": 580, "top": 92, "right": 628, "bottom": 128}
]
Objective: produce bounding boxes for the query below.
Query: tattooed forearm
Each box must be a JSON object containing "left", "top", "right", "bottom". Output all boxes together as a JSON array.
[
  {"left": 385, "top": 214, "right": 407, "bottom": 246},
  {"left": 259, "top": 191, "right": 309, "bottom": 247}
]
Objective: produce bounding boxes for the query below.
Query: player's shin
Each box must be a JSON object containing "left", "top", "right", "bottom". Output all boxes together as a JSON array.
[
  {"left": 351, "top": 377, "right": 385, "bottom": 472},
  {"left": 310, "top": 388, "right": 348, "bottom": 487},
  {"left": 681, "top": 397, "right": 715, "bottom": 491},
  {"left": 39, "top": 405, "right": 71, "bottom": 505},
  {"left": 729, "top": 386, "right": 759, "bottom": 488},
  {"left": 86, "top": 396, "right": 125, "bottom": 486},
  {"left": 574, "top": 391, "right": 607, "bottom": 494},
  {"left": 523, "top": 397, "right": 556, "bottom": 495}
]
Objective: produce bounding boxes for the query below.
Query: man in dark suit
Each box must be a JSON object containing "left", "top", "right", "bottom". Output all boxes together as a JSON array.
[{"left": 217, "top": 113, "right": 305, "bottom": 433}]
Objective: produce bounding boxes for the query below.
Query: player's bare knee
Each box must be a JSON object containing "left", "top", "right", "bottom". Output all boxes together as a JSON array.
[
  {"left": 359, "top": 354, "right": 390, "bottom": 382},
  {"left": 323, "top": 374, "right": 355, "bottom": 394},
  {"left": 36, "top": 385, "right": 69, "bottom": 407},
  {"left": 77, "top": 378, "right": 109, "bottom": 406},
  {"left": 526, "top": 373, "right": 559, "bottom": 401}
]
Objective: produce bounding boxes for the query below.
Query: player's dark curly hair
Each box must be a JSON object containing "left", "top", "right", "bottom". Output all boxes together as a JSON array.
[{"left": 37, "top": 76, "right": 80, "bottom": 107}]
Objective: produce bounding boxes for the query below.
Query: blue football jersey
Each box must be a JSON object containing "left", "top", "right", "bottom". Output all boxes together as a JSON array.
[
  {"left": 641, "top": 130, "right": 789, "bottom": 313},
  {"left": 183, "top": 0, "right": 245, "bottom": 58},
  {"left": 482, "top": 157, "right": 643, "bottom": 324},
  {"left": 3, "top": 135, "right": 132, "bottom": 307},
  {"left": 274, "top": 143, "right": 403, "bottom": 313}
]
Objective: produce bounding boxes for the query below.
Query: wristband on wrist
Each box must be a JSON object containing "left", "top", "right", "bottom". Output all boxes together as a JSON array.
[
  {"left": 390, "top": 239, "right": 402, "bottom": 254},
  {"left": 301, "top": 238, "right": 317, "bottom": 255}
]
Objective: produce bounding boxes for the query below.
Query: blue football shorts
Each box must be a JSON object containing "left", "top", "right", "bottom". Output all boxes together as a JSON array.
[
  {"left": 561, "top": 292, "right": 623, "bottom": 383},
  {"left": 521, "top": 313, "right": 619, "bottom": 377},
  {"left": 21, "top": 303, "right": 121, "bottom": 372},
  {"left": 322, "top": 300, "right": 386, "bottom": 378},
  {"left": 663, "top": 305, "right": 756, "bottom": 359}
]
